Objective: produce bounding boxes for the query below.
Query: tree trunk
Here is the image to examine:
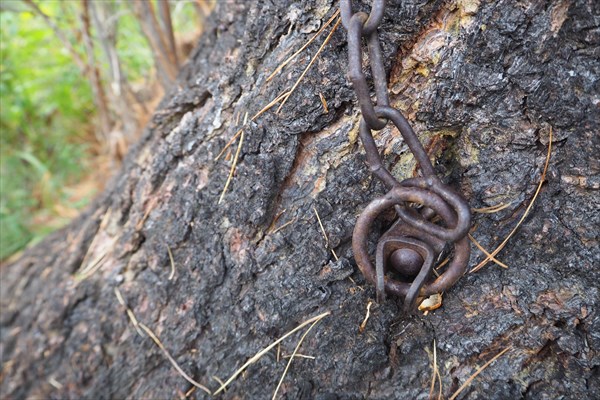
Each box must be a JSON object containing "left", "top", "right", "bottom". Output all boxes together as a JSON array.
[{"left": 1, "top": 1, "right": 598, "bottom": 399}]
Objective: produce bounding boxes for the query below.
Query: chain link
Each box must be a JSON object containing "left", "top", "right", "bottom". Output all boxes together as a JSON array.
[
  {"left": 341, "top": 0, "right": 472, "bottom": 312},
  {"left": 341, "top": 0, "right": 386, "bottom": 35}
]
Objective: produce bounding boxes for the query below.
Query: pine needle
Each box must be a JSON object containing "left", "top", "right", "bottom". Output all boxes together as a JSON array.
[
  {"left": 471, "top": 128, "right": 552, "bottom": 273},
  {"left": 276, "top": 17, "right": 341, "bottom": 113},
  {"left": 272, "top": 318, "right": 322, "bottom": 399},
  {"left": 213, "top": 311, "right": 331, "bottom": 395},
  {"left": 313, "top": 206, "right": 329, "bottom": 246},
  {"left": 266, "top": 10, "right": 340, "bottom": 82},
  {"left": 125, "top": 309, "right": 144, "bottom": 337},
  {"left": 139, "top": 323, "right": 212, "bottom": 395},
  {"left": 114, "top": 288, "right": 150, "bottom": 338},
  {"left": 166, "top": 245, "right": 176, "bottom": 280},
  {"left": 468, "top": 233, "right": 508, "bottom": 269},
  {"left": 448, "top": 347, "right": 511, "bottom": 400},
  {"left": 359, "top": 300, "right": 373, "bottom": 333},
  {"left": 270, "top": 218, "right": 298, "bottom": 235},
  {"left": 114, "top": 289, "right": 211, "bottom": 393},
  {"left": 313, "top": 206, "right": 339, "bottom": 261},
  {"left": 267, "top": 208, "right": 287, "bottom": 232},
  {"left": 436, "top": 365, "right": 443, "bottom": 400},
  {"left": 215, "top": 127, "right": 244, "bottom": 162},
  {"left": 75, "top": 233, "right": 118, "bottom": 281},
  {"left": 211, "top": 375, "right": 226, "bottom": 390},
  {"left": 428, "top": 340, "right": 439, "bottom": 400},
  {"left": 472, "top": 202, "right": 512, "bottom": 214},
  {"left": 281, "top": 354, "right": 315, "bottom": 360},
  {"left": 253, "top": 91, "right": 290, "bottom": 119},
  {"left": 47, "top": 377, "right": 63, "bottom": 390},
  {"left": 319, "top": 92, "right": 329, "bottom": 113},
  {"left": 214, "top": 91, "right": 289, "bottom": 161},
  {"left": 114, "top": 287, "right": 127, "bottom": 307},
  {"left": 218, "top": 129, "right": 244, "bottom": 204},
  {"left": 435, "top": 256, "right": 450, "bottom": 270},
  {"left": 115, "top": 288, "right": 147, "bottom": 336},
  {"left": 75, "top": 250, "right": 108, "bottom": 281},
  {"left": 184, "top": 387, "right": 196, "bottom": 398}
]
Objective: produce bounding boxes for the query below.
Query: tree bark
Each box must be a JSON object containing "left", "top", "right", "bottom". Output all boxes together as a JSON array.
[{"left": 1, "top": 1, "right": 598, "bottom": 399}]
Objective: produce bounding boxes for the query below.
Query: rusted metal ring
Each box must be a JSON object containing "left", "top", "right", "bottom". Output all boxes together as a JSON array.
[
  {"left": 397, "top": 177, "right": 471, "bottom": 242},
  {"left": 341, "top": 0, "right": 386, "bottom": 35},
  {"left": 352, "top": 185, "right": 470, "bottom": 303}
]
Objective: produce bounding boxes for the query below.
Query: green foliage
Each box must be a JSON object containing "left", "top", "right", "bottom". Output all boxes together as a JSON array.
[
  {"left": 0, "top": 5, "right": 95, "bottom": 260},
  {"left": 0, "top": 1, "right": 202, "bottom": 261}
]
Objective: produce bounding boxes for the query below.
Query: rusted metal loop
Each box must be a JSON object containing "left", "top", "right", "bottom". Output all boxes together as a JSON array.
[
  {"left": 386, "top": 237, "right": 470, "bottom": 299},
  {"left": 358, "top": 103, "right": 438, "bottom": 190},
  {"left": 397, "top": 177, "right": 471, "bottom": 242},
  {"left": 387, "top": 180, "right": 468, "bottom": 243},
  {"left": 402, "top": 238, "right": 435, "bottom": 312},
  {"left": 367, "top": 30, "right": 389, "bottom": 108},
  {"left": 347, "top": 13, "right": 387, "bottom": 130},
  {"left": 375, "top": 235, "right": 436, "bottom": 311},
  {"left": 341, "top": 0, "right": 386, "bottom": 35},
  {"left": 358, "top": 106, "right": 438, "bottom": 194},
  {"left": 374, "top": 106, "right": 437, "bottom": 177},
  {"left": 359, "top": 106, "right": 470, "bottom": 238},
  {"left": 358, "top": 117, "right": 398, "bottom": 188},
  {"left": 352, "top": 188, "right": 471, "bottom": 301}
]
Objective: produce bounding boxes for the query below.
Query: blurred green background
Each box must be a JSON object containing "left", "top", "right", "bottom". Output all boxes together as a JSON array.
[{"left": 0, "top": 0, "right": 208, "bottom": 261}]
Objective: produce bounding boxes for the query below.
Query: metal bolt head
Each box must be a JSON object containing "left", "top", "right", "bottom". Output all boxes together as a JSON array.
[{"left": 389, "top": 248, "right": 424, "bottom": 277}]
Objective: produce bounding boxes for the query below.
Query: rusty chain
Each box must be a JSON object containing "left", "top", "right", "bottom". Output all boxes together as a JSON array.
[{"left": 341, "top": 0, "right": 471, "bottom": 312}]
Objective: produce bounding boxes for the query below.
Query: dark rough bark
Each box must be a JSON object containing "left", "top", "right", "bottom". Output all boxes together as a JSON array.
[{"left": 1, "top": 0, "right": 599, "bottom": 399}]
